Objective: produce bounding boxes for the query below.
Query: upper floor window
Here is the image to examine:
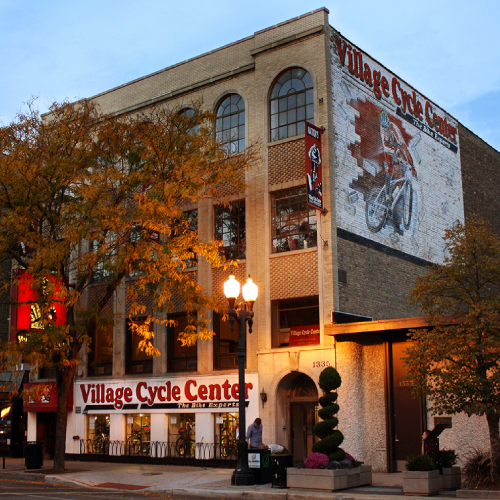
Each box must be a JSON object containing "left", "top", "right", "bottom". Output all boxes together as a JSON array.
[
  {"left": 270, "top": 68, "right": 314, "bottom": 142},
  {"left": 167, "top": 313, "right": 197, "bottom": 372},
  {"left": 216, "top": 94, "right": 245, "bottom": 153},
  {"left": 271, "top": 186, "right": 317, "bottom": 253},
  {"left": 215, "top": 201, "right": 246, "bottom": 260},
  {"left": 126, "top": 318, "right": 153, "bottom": 374}
]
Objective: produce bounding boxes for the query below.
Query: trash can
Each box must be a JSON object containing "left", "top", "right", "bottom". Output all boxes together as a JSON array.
[
  {"left": 248, "top": 448, "right": 272, "bottom": 484},
  {"left": 25, "top": 441, "right": 43, "bottom": 469},
  {"left": 271, "top": 453, "right": 294, "bottom": 488}
]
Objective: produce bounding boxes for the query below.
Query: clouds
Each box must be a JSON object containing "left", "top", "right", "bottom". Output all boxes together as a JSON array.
[{"left": 1, "top": 0, "right": 499, "bottom": 150}]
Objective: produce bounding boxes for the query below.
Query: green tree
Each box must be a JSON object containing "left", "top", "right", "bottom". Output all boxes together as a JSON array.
[
  {"left": 0, "top": 100, "right": 255, "bottom": 472},
  {"left": 312, "top": 366, "right": 345, "bottom": 461},
  {"left": 405, "top": 216, "right": 500, "bottom": 479}
]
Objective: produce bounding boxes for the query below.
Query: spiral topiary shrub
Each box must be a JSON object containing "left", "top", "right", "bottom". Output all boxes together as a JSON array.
[{"left": 312, "top": 366, "right": 345, "bottom": 461}]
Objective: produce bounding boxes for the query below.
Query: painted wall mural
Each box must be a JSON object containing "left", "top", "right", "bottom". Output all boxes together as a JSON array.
[{"left": 331, "top": 34, "right": 464, "bottom": 264}]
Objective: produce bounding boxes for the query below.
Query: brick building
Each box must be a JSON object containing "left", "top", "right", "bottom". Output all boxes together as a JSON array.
[{"left": 23, "top": 8, "right": 500, "bottom": 471}]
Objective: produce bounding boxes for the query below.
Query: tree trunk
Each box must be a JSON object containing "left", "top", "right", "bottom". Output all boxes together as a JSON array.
[
  {"left": 486, "top": 412, "right": 500, "bottom": 483},
  {"left": 52, "top": 363, "right": 77, "bottom": 473}
]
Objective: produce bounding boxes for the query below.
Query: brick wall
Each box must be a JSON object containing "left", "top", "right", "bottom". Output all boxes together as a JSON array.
[
  {"left": 337, "top": 236, "right": 425, "bottom": 320},
  {"left": 459, "top": 124, "right": 500, "bottom": 235}
]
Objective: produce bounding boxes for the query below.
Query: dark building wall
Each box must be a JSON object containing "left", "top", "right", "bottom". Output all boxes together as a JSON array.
[
  {"left": 336, "top": 233, "right": 427, "bottom": 320},
  {"left": 459, "top": 125, "right": 500, "bottom": 235}
]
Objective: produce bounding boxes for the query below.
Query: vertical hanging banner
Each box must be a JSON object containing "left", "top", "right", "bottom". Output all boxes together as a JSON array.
[{"left": 305, "top": 122, "right": 323, "bottom": 210}]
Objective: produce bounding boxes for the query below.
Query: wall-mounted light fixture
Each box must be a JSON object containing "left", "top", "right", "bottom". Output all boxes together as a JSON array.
[{"left": 260, "top": 389, "right": 267, "bottom": 409}]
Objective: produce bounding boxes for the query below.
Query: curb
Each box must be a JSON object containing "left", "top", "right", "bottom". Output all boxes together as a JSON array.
[{"left": 457, "top": 490, "right": 500, "bottom": 499}]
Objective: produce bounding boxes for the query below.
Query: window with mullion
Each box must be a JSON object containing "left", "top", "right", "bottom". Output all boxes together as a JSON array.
[
  {"left": 270, "top": 68, "right": 314, "bottom": 142},
  {"left": 215, "top": 201, "right": 246, "bottom": 260},
  {"left": 271, "top": 186, "right": 317, "bottom": 253},
  {"left": 216, "top": 94, "right": 245, "bottom": 153}
]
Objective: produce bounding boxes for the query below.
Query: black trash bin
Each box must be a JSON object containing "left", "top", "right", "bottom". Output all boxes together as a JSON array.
[
  {"left": 25, "top": 441, "right": 43, "bottom": 469},
  {"left": 271, "top": 453, "right": 294, "bottom": 488},
  {"left": 248, "top": 448, "right": 272, "bottom": 484}
]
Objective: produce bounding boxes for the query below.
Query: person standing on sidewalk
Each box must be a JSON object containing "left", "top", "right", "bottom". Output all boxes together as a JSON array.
[{"left": 246, "top": 418, "right": 263, "bottom": 449}]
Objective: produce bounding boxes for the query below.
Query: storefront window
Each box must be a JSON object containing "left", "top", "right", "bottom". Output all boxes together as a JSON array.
[
  {"left": 0, "top": 403, "right": 12, "bottom": 443},
  {"left": 168, "top": 413, "right": 195, "bottom": 457},
  {"left": 215, "top": 412, "right": 239, "bottom": 458},
  {"left": 126, "top": 414, "right": 151, "bottom": 456},
  {"left": 87, "top": 414, "right": 110, "bottom": 453}
]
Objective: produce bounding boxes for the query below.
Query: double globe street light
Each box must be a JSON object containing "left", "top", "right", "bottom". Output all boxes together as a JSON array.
[{"left": 223, "top": 275, "right": 258, "bottom": 486}]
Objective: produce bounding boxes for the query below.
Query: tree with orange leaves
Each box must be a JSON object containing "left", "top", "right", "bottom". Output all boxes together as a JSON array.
[{"left": 0, "top": 99, "right": 254, "bottom": 472}]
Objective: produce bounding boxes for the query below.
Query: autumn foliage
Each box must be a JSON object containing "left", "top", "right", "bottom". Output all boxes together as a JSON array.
[
  {"left": 405, "top": 216, "right": 500, "bottom": 480},
  {"left": 0, "top": 99, "right": 255, "bottom": 471}
]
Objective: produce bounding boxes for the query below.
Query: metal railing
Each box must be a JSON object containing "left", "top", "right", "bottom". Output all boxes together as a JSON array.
[{"left": 76, "top": 438, "right": 237, "bottom": 466}]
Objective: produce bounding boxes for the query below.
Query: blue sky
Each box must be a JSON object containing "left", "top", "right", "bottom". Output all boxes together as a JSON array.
[{"left": 2, "top": 0, "right": 499, "bottom": 151}]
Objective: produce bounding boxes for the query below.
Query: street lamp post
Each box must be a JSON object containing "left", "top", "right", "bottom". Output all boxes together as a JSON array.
[{"left": 223, "top": 275, "right": 258, "bottom": 486}]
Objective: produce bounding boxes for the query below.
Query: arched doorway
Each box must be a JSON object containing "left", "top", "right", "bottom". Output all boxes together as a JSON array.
[{"left": 276, "top": 372, "right": 318, "bottom": 462}]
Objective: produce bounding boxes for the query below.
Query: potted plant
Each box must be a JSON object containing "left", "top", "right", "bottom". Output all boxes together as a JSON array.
[
  {"left": 403, "top": 454, "right": 440, "bottom": 496},
  {"left": 438, "top": 449, "right": 461, "bottom": 490},
  {"left": 287, "top": 367, "right": 372, "bottom": 491}
]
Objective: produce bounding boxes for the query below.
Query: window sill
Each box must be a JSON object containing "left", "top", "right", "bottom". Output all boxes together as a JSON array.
[
  {"left": 270, "top": 247, "right": 317, "bottom": 258},
  {"left": 266, "top": 134, "right": 305, "bottom": 147}
]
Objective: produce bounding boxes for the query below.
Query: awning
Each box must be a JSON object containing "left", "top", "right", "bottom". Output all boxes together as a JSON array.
[
  {"left": 23, "top": 382, "right": 74, "bottom": 412},
  {"left": 0, "top": 370, "right": 26, "bottom": 394}
]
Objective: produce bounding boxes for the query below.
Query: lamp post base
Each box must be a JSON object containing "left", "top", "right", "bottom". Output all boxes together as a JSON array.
[{"left": 231, "top": 468, "right": 255, "bottom": 486}]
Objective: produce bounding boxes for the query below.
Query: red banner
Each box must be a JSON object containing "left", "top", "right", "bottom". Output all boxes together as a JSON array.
[
  {"left": 288, "top": 324, "right": 320, "bottom": 347},
  {"left": 23, "top": 382, "right": 73, "bottom": 412},
  {"left": 305, "top": 122, "right": 323, "bottom": 210},
  {"left": 16, "top": 273, "right": 67, "bottom": 330}
]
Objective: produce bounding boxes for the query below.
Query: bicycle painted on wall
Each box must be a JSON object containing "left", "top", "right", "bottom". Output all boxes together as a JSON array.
[{"left": 365, "top": 156, "right": 414, "bottom": 233}]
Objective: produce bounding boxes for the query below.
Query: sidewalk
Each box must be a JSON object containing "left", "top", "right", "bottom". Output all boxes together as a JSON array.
[{"left": 0, "top": 457, "right": 463, "bottom": 499}]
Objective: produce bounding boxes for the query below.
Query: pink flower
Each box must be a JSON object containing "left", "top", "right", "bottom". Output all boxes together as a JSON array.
[{"left": 304, "top": 452, "right": 329, "bottom": 469}]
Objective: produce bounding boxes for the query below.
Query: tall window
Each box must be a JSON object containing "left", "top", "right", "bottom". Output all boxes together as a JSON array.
[
  {"left": 126, "top": 318, "right": 153, "bottom": 374},
  {"left": 215, "top": 201, "right": 246, "bottom": 260},
  {"left": 271, "top": 186, "right": 317, "bottom": 253},
  {"left": 270, "top": 67, "right": 314, "bottom": 142},
  {"left": 216, "top": 94, "right": 245, "bottom": 153},
  {"left": 167, "top": 314, "right": 197, "bottom": 372},
  {"left": 88, "top": 325, "right": 113, "bottom": 376},
  {"left": 213, "top": 312, "right": 238, "bottom": 370}
]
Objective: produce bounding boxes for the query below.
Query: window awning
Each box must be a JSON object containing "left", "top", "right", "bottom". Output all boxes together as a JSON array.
[{"left": 0, "top": 370, "right": 26, "bottom": 394}]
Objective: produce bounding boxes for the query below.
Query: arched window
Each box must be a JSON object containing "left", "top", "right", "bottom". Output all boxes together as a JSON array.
[
  {"left": 216, "top": 94, "right": 245, "bottom": 153},
  {"left": 270, "top": 68, "right": 314, "bottom": 142}
]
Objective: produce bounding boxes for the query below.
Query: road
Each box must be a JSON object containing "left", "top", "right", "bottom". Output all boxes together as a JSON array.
[{"left": 0, "top": 478, "right": 171, "bottom": 499}]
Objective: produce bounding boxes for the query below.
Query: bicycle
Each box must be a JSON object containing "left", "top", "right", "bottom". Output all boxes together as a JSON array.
[
  {"left": 365, "top": 157, "right": 414, "bottom": 233},
  {"left": 220, "top": 434, "right": 237, "bottom": 458},
  {"left": 92, "top": 433, "right": 109, "bottom": 454},
  {"left": 175, "top": 428, "right": 194, "bottom": 457},
  {"left": 126, "top": 425, "right": 150, "bottom": 456}
]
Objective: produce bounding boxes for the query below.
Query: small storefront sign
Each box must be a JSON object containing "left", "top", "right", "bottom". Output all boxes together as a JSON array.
[
  {"left": 288, "top": 324, "right": 320, "bottom": 347},
  {"left": 248, "top": 452, "right": 260, "bottom": 468}
]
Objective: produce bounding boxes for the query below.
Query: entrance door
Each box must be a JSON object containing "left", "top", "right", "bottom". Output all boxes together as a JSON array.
[
  {"left": 391, "top": 340, "right": 425, "bottom": 471},
  {"left": 291, "top": 403, "right": 316, "bottom": 462},
  {"left": 36, "top": 412, "right": 56, "bottom": 459}
]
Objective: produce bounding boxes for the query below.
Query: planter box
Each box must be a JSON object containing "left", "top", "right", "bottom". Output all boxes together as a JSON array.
[
  {"left": 287, "top": 466, "right": 372, "bottom": 491},
  {"left": 403, "top": 470, "right": 440, "bottom": 496},
  {"left": 441, "top": 466, "right": 461, "bottom": 490}
]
